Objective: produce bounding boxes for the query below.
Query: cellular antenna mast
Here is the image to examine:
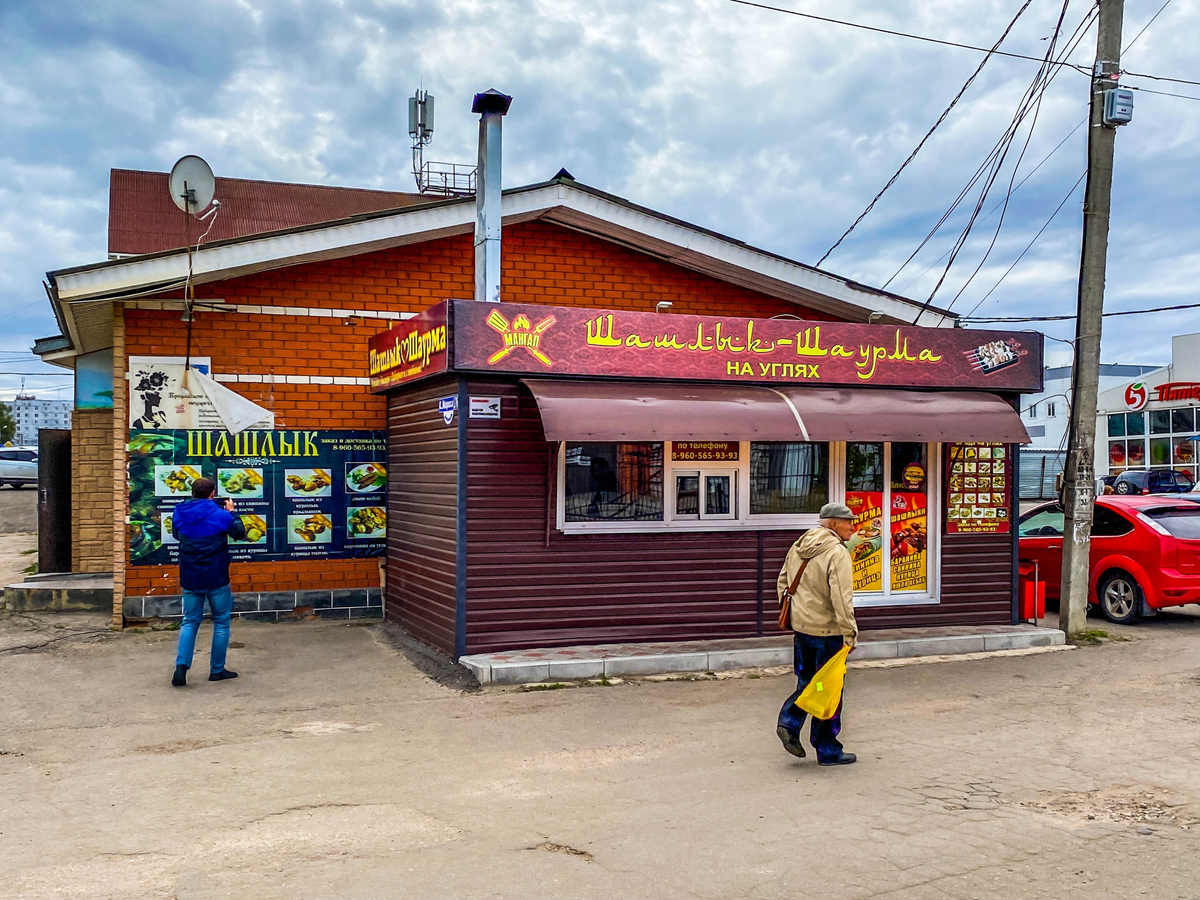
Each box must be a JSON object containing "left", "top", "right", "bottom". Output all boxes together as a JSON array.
[{"left": 408, "top": 89, "right": 476, "bottom": 196}]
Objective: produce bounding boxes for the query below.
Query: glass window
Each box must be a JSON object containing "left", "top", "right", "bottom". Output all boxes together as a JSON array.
[
  {"left": 564, "top": 442, "right": 663, "bottom": 522},
  {"left": 749, "top": 442, "right": 829, "bottom": 514},
  {"left": 1173, "top": 408, "right": 1196, "bottom": 434},
  {"left": 1150, "top": 410, "right": 1171, "bottom": 434},
  {"left": 1144, "top": 507, "right": 1200, "bottom": 539},
  {"left": 1173, "top": 439, "right": 1197, "bottom": 467},
  {"left": 1127, "top": 440, "right": 1146, "bottom": 467},
  {"left": 890, "top": 443, "right": 928, "bottom": 492},
  {"left": 705, "top": 473, "right": 732, "bottom": 517},
  {"left": 1046, "top": 402, "right": 1056, "bottom": 418},
  {"left": 1150, "top": 438, "right": 1172, "bottom": 466},
  {"left": 675, "top": 474, "right": 699, "bottom": 517},
  {"left": 1108, "top": 441, "right": 1127, "bottom": 470},
  {"left": 1092, "top": 506, "right": 1134, "bottom": 537},
  {"left": 846, "top": 442, "right": 884, "bottom": 492},
  {"left": 1019, "top": 508, "right": 1065, "bottom": 537}
]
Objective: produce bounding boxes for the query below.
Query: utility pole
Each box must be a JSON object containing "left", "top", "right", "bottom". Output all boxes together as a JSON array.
[{"left": 1060, "top": 0, "right": 1124, "bottom": 637}]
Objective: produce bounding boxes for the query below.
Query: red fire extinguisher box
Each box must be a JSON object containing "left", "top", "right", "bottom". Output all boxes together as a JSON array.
[{"left": 1017, "top": 561, "right": 1046, "bottom": 620}]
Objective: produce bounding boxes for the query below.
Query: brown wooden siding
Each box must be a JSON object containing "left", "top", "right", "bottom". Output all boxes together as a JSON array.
[
  {"left": 386, "top": 378, "right": 460, "bottom": 654},
  {"left": 461, "top": 379, "right": 1014, "bottom": 653}
]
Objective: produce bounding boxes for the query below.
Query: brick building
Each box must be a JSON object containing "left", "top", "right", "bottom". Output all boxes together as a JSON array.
[{"left": 37, "top": 162, "right": 1038, "bottom": 651}]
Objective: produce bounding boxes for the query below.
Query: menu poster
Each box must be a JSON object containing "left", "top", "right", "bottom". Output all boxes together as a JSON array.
[
  {"left": 128, "top": 429, "right": 387, "bottom": 566},
  {"left": 890, "top": 493, "right": 928, "bottom": 592},
  {"left": 845, "top": 491, "right": 884, "bottom": 593},
  {"left": 945, "top": 442, "right": 1011, "bottom": 534}
]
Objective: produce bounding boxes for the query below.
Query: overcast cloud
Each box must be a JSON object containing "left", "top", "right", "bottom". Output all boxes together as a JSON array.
[{"left": 1, "top": 0, "right": 1197, "bottom": 399}]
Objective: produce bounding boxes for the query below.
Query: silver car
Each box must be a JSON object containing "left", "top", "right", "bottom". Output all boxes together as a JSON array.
[{"left": 0, "top": 447, "right": 38, "bottom": 488}]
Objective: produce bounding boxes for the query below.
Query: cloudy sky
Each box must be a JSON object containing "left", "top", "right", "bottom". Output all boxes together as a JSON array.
[{"left": 1, "top": 0, "right": 1197, "bottom": 400}]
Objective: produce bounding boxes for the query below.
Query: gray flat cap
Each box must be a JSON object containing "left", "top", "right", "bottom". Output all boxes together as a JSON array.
[{"left": 820, "top": 502, "right": 855, "bottom": 521}]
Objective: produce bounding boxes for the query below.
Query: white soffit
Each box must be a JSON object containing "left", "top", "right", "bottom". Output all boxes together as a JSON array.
[{"left": 51, "top": 182, "right": 945, "bottom": 327}]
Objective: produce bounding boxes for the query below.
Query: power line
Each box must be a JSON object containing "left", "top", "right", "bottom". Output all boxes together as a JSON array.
[
  {"left": 1123, "top": 69, "right": 1200, "bottom": 87},
  {"left": 888, "top": 116, "right": 1086, "bottom": 295},
  {"left": 962, "top": 170, "right": 1088, "bottom": 318},
  {"left": 815, "top": 0, "right": 1039, "bottom": 266},
  {"left": 911, "top": 1, "right": 1093, "bottom": 321},
  {"left": 961, "top": 300, "right": 1200, "bottom": 322},
  {"left": 724, "top": 0, "right": 1092, "bottom": 70},
  {"left": 945, "top": 0, "right": 1075, "bottom": 308},
  {"left": 1127, "top": 84, "right": 1200, "bottom": 102},
  {"left": 1122, "top": 0, "right": 1173, "bottom": 52},
  {"left": 884, "top": 5, "right": 1097, "bottom": 294}
]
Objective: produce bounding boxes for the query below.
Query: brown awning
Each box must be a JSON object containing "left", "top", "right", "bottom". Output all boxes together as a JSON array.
[{"left": 522, "top": 379, "right": 1031, "bottom": 444}]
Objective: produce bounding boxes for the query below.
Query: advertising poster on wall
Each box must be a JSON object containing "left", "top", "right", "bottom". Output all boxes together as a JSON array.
[
  {"left": 945, "top": 443, "right": 1011, "bottom": 534},
  {"left": 846, "top": 491, "right": 884, "bottom": 593},
  {"left": 128, "top": 429, "right": 386, "bottom": 566},
  {"left": 890, "top": 493, "right": 928, "bottom": 592}
]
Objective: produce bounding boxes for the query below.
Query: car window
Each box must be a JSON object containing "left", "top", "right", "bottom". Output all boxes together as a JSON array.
[
  {"left": 1020, "top": 508, "right": 1065, "bottom": 537},
  {"left": 15, "top": 451, "right": 35, "bottom": 462},
  {"left": 1144, "top": 507, "right": 1200, "bottom": 539},
  {"left": 1093, "top": 506, "right": 1134, "bottom": 537},
  {"left": 0, "top": 450, "right": 13, "bottom": 461}
]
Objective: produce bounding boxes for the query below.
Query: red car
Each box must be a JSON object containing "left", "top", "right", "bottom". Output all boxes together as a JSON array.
[{"left": 1018, "top": 495, "right": 1200, "bottom": 624}]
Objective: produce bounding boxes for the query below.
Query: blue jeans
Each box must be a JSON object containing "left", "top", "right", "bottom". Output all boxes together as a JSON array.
[
  {"left": 777, "top": 632, "right": 846, "bottom": 763},
  {"left": 175, "top": 585, "right": 234, "bottom": 674}
]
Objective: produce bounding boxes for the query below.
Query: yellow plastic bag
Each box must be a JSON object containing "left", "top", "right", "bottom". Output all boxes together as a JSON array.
[{"left": 793, "top": 646, "right": 851, "bottom": 720}]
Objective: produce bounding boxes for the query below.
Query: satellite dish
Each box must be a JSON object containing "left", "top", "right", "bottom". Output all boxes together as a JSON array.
[{"left": 168, "top": 155, "right": 215, "bottom": 214}]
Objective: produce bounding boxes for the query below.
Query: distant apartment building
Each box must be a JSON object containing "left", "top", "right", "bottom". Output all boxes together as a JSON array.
[
  {"left": 1021, "top": 363, "right": 1159, "bottom": 451},
  {"left": 9, "top": 394, "right": 72, "bottom": 446}
]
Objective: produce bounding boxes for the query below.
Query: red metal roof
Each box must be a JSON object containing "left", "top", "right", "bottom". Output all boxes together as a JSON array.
[{"left": 108, "top": 168, "right": 431, "bottom": 256}]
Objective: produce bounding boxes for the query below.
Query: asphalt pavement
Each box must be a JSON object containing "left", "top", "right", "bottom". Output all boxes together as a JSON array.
[
  {"left": 2, "top": 606, "right": 1200, "bottom": 899},
  {"left": 0, "top": 485, "right": 36, "bottom": 534}
]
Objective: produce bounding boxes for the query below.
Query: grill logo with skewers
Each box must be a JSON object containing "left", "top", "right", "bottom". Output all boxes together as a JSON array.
[
  {"left": 486, "top": 311, "right": 557, "bottom": 367},
  {"left": 963, "top": 339, "right": 1025, "bottom": 375}
]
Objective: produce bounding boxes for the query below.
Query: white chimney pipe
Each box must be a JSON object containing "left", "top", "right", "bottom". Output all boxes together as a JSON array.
[{"left": 472, "top": 89, "right": 513, "bottom": 303}]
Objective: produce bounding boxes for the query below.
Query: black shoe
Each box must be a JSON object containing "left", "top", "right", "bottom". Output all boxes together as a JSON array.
[
  {"left": 776, "top": 725, "right": 806, "bottom": 759},
  {"left": 818, "top": 752, "right": 857, "bottom": 767},
  {"left": 171, "top": 665, "right": 187, "bottom": 687},
  {"left": 208, "top": 668, "right": 238, "bottom": 682}
]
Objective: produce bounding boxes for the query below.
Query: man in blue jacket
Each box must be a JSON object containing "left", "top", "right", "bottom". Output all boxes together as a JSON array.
[{"left": 171, "top": 476, "right": 246, "bottom": 687}]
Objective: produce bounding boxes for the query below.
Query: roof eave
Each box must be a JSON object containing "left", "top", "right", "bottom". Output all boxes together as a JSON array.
[{"left": 48, "top": 178, "right": 954, "bottom": 330}]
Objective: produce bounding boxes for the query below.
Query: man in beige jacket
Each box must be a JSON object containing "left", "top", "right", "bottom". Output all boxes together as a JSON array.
[{"left": 775, "top": 502, "right": 859, "bottom": 766}]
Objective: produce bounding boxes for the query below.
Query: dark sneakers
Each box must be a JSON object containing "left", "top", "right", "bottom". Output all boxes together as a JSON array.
[
  {"left": 171, "top": 665, "right": 188, "bottom": 687},
  {"left": 208, "top": 668, "right": 238, "bottom": 682},
  {"left": 818, "top": 752, "right": 857, "bottom": 767},
  {"left": 776, "top": 725, "right": 806, "bottom": 759}
]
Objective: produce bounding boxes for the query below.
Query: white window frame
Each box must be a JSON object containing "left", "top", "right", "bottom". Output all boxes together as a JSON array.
[
  {"left": 846, "top": 442, "right": 942, "bottom": 609},
  {"left": 557, "top": 441, "right": 837, "bottom": 534},
  {"left": 672, "top": 468, "right": 739, "bottom": 521}
]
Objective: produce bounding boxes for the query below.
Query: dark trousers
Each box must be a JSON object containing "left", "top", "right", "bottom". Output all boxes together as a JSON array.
[{"left": 777, "top": 632, "right": 845, "bottom": 763}]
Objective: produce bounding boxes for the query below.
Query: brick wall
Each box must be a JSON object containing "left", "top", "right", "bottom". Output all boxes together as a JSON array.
[
  {"left": 71, "top": 409, "right": 113, "bottom": 573},
  {"left": 119, "top": 220, "right": 835, "bottom": 601}
]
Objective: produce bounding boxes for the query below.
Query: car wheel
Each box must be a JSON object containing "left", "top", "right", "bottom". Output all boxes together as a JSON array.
[
  {"left": 1114, "top": 481, "right": 1131, "bottom": 494},
  {"left": 1099, "top": 572, "right": 1142, "bottom": 625},
  {"left": 11, "top": 483, "right": 25, "bottom": 490}
]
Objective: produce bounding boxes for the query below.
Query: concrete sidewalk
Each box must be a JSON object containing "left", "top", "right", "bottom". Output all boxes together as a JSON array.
[{"left": 459, "top": 623, "right": 1065, "bottom": 685}]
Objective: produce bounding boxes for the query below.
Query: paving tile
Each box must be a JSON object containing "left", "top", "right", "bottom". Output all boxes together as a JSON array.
[
  {"left": 296, "top": 590, "right": 333, "bottom": 609},
  {"left": 547, "top": 659, "right": 605, "bottom": 680},
  {"left": 604, "top": 653, "right": 709, "bottom": 677},
  {"left": 853, "top": 640, "right": 899, "bottom": 661},
  {"left": 490, "top": 662, "right": 551, "bottom": 685},
  {"left": 143, "top": 595, "right": 183, "bottom": 618},
  {"left": 707, "top": 647, "right": 791, "bottom": 670},
  {"left": 457, "top": 656, "right": 491, "bottom": 684},
  {"left": 232, "top": 593, "right": 260, "bottom": 613},
  {"left": 983, "top": 629, "right": 1064, "bottom": 651},
  {"left": 257, "top": 592, "right": 296, "bottom": 612},
  {"left": 895, "top": 635, "right": 986, "bottom": 658}
]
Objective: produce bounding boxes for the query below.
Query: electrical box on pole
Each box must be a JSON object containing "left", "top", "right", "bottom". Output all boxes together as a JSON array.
[{"left": 1103, "top": 87, "right": 1134, "bottom": 126}]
